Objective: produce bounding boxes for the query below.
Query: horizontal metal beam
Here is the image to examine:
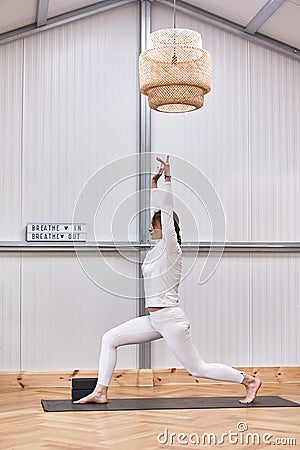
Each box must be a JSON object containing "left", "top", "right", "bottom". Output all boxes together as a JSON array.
[
  {"left": 0, "top": 0, "right": 297, "bottom": 60},
  {"left": 0, "top": 242, "right": 141, "bottom": 252},
  {"left": 155, "top": 0, "right": 299, "bottom": 59},
  {"left": 183, "top": 242, "right": 300, "bottom": 252},
  {"left": 1, "top": 242, "right": 300, "bottom": 252},
  {"left": 245, "top": 0, "right": 285, "bottom": 35},
  {"left": 0, "top": 0, "right": 136, "bottom": 45}
]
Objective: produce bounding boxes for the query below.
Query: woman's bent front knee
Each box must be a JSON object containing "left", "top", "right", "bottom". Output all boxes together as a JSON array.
[{"left": 101, "top": 330, "right": 118, "bottom": 349}]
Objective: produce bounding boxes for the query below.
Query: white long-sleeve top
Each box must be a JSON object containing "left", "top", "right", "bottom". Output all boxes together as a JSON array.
[{"left": 142, "top": 182, "right": 182, "bottom": 308}]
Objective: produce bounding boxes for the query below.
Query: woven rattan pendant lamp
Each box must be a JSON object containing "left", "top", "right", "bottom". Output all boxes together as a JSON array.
[{"left": 139, "top": 0, "right": 212, "bottom": 113}]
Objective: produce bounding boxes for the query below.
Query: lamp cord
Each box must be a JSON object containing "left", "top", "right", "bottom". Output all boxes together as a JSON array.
[
  {"left": 173, "top": 0, "right": 176, "bottom": 29},
  {"left": 171, "top": 0, "right": 177, "bottom": 64}
]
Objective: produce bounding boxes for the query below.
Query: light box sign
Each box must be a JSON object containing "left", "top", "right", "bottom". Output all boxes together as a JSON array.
[{"left": 27, "top": 223, "right": 86, "bottom": 242}]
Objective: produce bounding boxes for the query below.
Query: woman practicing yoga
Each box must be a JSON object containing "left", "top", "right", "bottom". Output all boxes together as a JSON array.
[{"left": 75, "top": 155, "right": 261, "bottom": 405}]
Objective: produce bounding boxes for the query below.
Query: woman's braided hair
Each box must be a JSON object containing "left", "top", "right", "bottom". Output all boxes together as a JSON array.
[{"left": 151, "top": 210, "right": 182, "bottom": 245}]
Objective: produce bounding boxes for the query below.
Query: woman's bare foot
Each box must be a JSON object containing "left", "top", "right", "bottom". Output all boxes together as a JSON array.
[
  {"left": 240, "top": 373, "right": 262, "bottom": 404},
  {"left": 73, "top": 385, "right": 108, "bottom": 404}
]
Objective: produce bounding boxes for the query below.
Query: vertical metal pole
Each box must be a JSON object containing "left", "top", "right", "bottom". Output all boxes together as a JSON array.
[{"left": 138, "top": 0, "right": 152, "bottom": 369}]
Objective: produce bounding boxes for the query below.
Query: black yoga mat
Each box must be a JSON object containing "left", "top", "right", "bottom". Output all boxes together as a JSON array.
[{"left": 41, "top": 396, "right": 299, "bottom": 412}]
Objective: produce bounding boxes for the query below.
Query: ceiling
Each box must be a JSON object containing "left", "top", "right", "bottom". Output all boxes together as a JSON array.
[{"left": 0, "top": 0, "right": 299, "bottom": 51}]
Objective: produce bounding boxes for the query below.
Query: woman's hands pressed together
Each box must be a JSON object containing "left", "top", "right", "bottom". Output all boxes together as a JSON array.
[{"left": 152, "top": 155, "right": 171, "bottom": 188}]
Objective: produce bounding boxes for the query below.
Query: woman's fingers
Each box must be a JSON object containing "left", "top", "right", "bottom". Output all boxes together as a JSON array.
[
  {"left": 156, "top": 157, "right": 165, "bottom": 165},
  {"left": 156, "top": 155, "right": 170, "bottom": 166},
  {"left": 155, "top": 156, "right": 170, "bottom": 177},
  {"left": 156, "top": 155, "right": 170, "bottom": 165}
]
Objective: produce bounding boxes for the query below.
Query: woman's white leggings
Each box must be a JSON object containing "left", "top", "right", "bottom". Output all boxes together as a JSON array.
[{"left": 97, "top": 306, "right": 244, "bottom": 387}]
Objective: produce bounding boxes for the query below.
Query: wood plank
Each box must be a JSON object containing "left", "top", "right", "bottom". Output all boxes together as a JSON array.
[
  {"left": 1, "top": 366, "right": 299, "bottom": 390},
  {"left": 138, "top": 369, "right": 153, "bottom": 387},
  {"left": 0, "top": 383, "right": 299, "bottom": 450}
]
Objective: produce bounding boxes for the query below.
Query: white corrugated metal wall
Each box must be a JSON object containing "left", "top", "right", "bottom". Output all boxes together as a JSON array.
[
  {"left": 1, "top": 4, "right": 140, "bottom": 371},
  {"left": 0, "top": 40, "right": 23, "bottom": 370},
  {"left": 0, "top": 2, "right": 299, "bottom": 371},
  {"left": 151, "top": 4, "right": 300, "bottom": 368}
]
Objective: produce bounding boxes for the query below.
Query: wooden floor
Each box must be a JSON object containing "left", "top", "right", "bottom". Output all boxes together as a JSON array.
[{"left": 0, "top": 383, "right": 299, "bottom": 449}]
